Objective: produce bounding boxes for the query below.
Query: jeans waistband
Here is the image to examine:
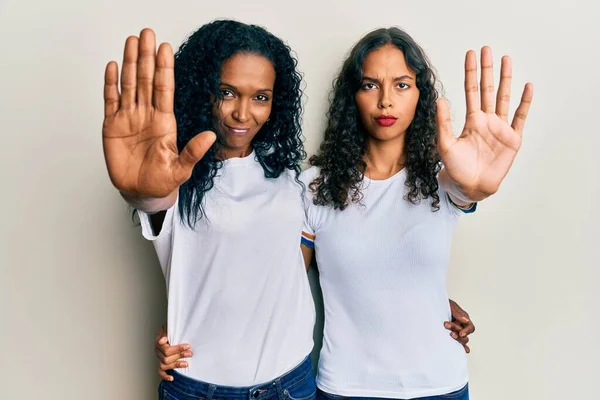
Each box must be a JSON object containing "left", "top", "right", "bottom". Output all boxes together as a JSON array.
[{"left": 164, "top": 355, "right": 313, "bottom": 400}]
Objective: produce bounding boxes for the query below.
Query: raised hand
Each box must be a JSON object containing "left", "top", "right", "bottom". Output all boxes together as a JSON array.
[
  {"left": 436, "top": 47, "right": 533, "bottom": 202},
  {"left": 103, "top": 28, "right": 215, "bottom": 200}
]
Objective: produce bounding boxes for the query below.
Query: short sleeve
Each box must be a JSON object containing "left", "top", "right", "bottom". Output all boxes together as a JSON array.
[
  {"left": 137, "top": 201, "right": 176, "bottom": 241},
  {"left": 299, "top": 167, "right": 325, "bottom": 247}
]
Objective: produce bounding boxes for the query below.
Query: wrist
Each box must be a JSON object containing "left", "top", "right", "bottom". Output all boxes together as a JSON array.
[{"left": 120, "top": 190, "right": 177, "bottom": 213}]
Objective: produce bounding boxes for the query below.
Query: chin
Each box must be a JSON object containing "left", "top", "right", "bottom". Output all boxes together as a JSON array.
[
  {"left": 369, "top": 129, "right": 406, "bottom": 142},
  {"left": 223, "top": 135, "right": 254, "bottom": 150}
]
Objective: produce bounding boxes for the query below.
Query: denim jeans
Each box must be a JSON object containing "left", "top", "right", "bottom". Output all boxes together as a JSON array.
[
  {"left": 159, "top": 355, "right": 316, "bottom": 400},
  {"left": 316, "top": 384, "right": 469, "bottom": 400}
]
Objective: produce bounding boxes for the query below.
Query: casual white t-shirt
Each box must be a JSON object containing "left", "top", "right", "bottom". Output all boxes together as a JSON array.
[
  {"left": 138, "top": 152, "right": 315, "bottom": 386},
  {"left": 301, "top": 166, "right": 469, "bottom": 399}
]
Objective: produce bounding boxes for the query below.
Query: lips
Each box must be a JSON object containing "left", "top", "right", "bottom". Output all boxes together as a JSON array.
[
  {"left": 225, "top": 125, "right": 251, "bottom": 136},
  {"left": 375, "top": 115, "right": 397, "bottom": 127}
]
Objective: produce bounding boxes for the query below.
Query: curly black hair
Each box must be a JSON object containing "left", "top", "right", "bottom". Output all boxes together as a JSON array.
[
  {"left": 174, "top": 20, "right": 305, "bottom": 227},
  {"left": 309, "top": 27, "right": 442, "bottom": 211}
]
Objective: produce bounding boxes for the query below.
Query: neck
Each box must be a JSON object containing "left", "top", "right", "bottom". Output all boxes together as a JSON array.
[
  {"left": 219, "top": 145, "right": 253, "bottom": 160},
  {"left": 364, "top": 134, "right": 406, "bottom": 180}
]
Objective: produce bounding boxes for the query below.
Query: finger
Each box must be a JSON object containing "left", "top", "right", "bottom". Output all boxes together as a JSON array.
[
  {"left": 459, "top": 322, "right": 476, "bottom": 338},
  {"left": 155, "top": 346, "right": 192, "bottom": 365},
  {"left": 137, "top": 28, "right": 156, "bottom": 106},
  {"left": 496, "top": 56, "right": 512, "bottom": 121},
  {"left": 436, "top": 98, "right": 455, "bottom": 154},
  {"left": 155, "top": 324, "right": 167, "bottom": 343},
  {"left": 104, "top": 62, "right": 120, "bottom": 117},
  {"left": 480, "top": 46, "right": 495, "bottom": 113},
  {"left": 168, "top": 360, "right": 188, "bottom": 369},
  {"left": 158, "top": 343, "right": 192, "bottom": 358},
  {"left": 464, "top": 50, "right": 480, "bottom": 115},
  {"left": 449, "top": 299, "right": 471, "bottom": 324},
  {"left": 444, "top": 321, "right": 464, "bottom": 333},
  {"left": 158, "top": 353, "right": 189, "bottom": 369},
  {"left": 154, "top": 42, "right": 175, "bottom": 113},
  {"left": 511, "top": 82, "right": 534, "bottom": 136},
  {"left": 464, "top": 344, "right": 471, "bottom": 354},
  {"left": 175, "top": 131, "right": 217, "bottom": 183},
  {"left": 121, "top": 35, "right": 139, "bottom": 108},
  {"left": 155, "top": 344, "right": 193, "bottom": 364},
  {"left": 160, "top": 354, "right": 188, "bottom": 369},
  {"left": 157, "top": 335, "right": 169, "bottom": 345},
  {"left": 158, "top": 368, "right": 174, "bottom": 382},
  {"left": 457, "top": 336, "right": 470, "bottom": 346}
]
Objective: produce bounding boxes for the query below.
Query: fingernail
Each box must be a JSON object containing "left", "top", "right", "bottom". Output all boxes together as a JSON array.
[
  {"left": 451, "top": 333, "right": 458, "bottom": 339},
  {"left": 444, "top": 323, "right": 451, "bottom": 329},
  {"left": 462, "top": 317, "right": 470, "bottom": 323},
  {"left": 183, "top": 345, "right": 191, "bottom": 350},
  {"left": 460, "top": 332, "right": 466, "bottom": 337},
  {"left": 169, "top": 377, "right": 174, "bottom": 382}
]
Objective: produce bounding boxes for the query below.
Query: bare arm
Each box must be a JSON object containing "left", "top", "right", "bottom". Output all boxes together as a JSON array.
[{"left": 301, "top": 244, "right": 314, "bottom": 272}]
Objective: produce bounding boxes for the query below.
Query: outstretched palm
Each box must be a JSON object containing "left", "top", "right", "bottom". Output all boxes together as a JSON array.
[
  {"left": 437, "top": 47, "right": 533, "bottom": 201},
  {"left": 102, "top": 28, "right": 215, "bottom": 199}
]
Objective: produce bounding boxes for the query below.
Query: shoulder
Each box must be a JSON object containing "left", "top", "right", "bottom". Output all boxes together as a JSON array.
[{"left": 299, "top": 165, "right": 321, "bottom": 186}]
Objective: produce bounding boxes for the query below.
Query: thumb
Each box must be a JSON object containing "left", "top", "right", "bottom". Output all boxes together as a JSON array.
[
  {"left": 450, "top": 301, "right": 470, "bottom": 323},
  {"left": 174, "top": 130, "right": 217, "bottom": 184},
  {"left": 158, "top": 335, "right": 169, "bottom": 345},
  {"left": 157, "top": 324, "right": 169, "bottom": 345},
  {"left": 436, "top": 98, "right": 455, "bottom": 154}
]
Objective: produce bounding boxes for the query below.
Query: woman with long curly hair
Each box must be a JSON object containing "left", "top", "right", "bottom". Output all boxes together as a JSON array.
[
  {"left": 102, "top": 21, "right": 316, "bottom": 399},
  {"left": 299, "top": 28, "right": 533, "bottom": 399}
]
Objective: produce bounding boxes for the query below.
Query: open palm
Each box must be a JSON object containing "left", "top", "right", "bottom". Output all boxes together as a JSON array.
[
  {"left": 437, "top": 47, "right": 533, "bottom": 201},
  {"left": 102, "top": 28, "right": 215, "bottom": 199}
]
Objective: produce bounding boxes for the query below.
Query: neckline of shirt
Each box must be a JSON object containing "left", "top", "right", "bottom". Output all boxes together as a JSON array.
[
  {"left": 363, "top": 167, "right": 406, "bottom": 184},
  {"left": 222, "top": 150, "right": 257, "bottom": 167}
]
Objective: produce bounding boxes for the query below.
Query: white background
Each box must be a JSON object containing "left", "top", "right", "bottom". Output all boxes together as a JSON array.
[{"left": 1, "top": 0, "right": 598, "bottom": 398}]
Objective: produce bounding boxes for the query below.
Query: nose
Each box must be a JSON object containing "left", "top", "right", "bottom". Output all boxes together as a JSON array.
[
  {"left": 378, "top": 86, "right": 392, "bottom": 109},
  {"left": 232, "top": 99, "right": 250, "bottom": 123}
]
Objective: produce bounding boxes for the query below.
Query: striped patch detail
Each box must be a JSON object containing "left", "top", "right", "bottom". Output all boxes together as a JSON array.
[{"left": 301, "top": 231, "right": 315, "bottom": 248}]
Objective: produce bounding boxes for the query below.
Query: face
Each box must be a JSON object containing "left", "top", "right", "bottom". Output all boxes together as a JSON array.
[
  {"left": 213, "top": 53, "right": 275, "bottom": 158},
  {"left": 354, "top": 44, "right": 420, "bottom": 142}
]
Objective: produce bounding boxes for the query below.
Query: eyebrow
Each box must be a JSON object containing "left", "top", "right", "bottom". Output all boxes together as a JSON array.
[
  {"left": 362, "top": 75, "right": 414, "bottom": 83},
  {"left": 220, "top": 82, "right": 273, "bottom": 93}
]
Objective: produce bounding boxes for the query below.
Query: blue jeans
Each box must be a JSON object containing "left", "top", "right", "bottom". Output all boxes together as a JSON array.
[
  {"left": 158, "top": 356, "right": 316, "bottom": 400},
  {"left": 316, "top": 384, "right": 469, "bottom": 400}
]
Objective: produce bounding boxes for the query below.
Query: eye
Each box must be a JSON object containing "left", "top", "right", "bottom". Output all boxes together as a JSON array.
[
  {"left": 255, "top": 94, "right": 270, "bottom": 102},
  {"left": 219, "top": 89, "right": 234, "bottom": 98},
  {"left": 361, "top": 82, "right": 377, "bottom": 90},
  {"left": 397, "top": 82, "right": 410, "bottom": 89}
]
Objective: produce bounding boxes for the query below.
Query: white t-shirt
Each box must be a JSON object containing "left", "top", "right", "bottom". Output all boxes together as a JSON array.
[
  {"left": 138, "top": 152, "right": 315, "bottom": 386},
  {"left": 301, "top": 166, "right": 469, "bottom": 399}
]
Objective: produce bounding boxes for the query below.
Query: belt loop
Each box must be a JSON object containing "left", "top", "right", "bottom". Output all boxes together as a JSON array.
[
  {"left": 206, "top": 384, "right": 217, "bottom": 400},
  {"left": 274, "top": 378, "right": 285, "bottom": 400}
]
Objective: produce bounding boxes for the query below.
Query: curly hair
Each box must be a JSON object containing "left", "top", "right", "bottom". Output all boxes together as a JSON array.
[
  {"left": 174, "top": 20, "right": 305, "bottom": 227},
  {"left": 309, "top": 27, "right": 442, "bottom": 211}
]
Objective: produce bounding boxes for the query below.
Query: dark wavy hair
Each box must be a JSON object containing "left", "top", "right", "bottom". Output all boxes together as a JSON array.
[
  {"left": 309, "top": 27, "right": 442, "bottom": 211},
  {"left": 174, "top": 20, "right": 305, "bottom": 227}
]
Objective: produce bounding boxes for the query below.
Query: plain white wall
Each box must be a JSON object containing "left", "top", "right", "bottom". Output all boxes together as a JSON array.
[{"left": 1, "top": 0, "right": 598, "bottom": 398}]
